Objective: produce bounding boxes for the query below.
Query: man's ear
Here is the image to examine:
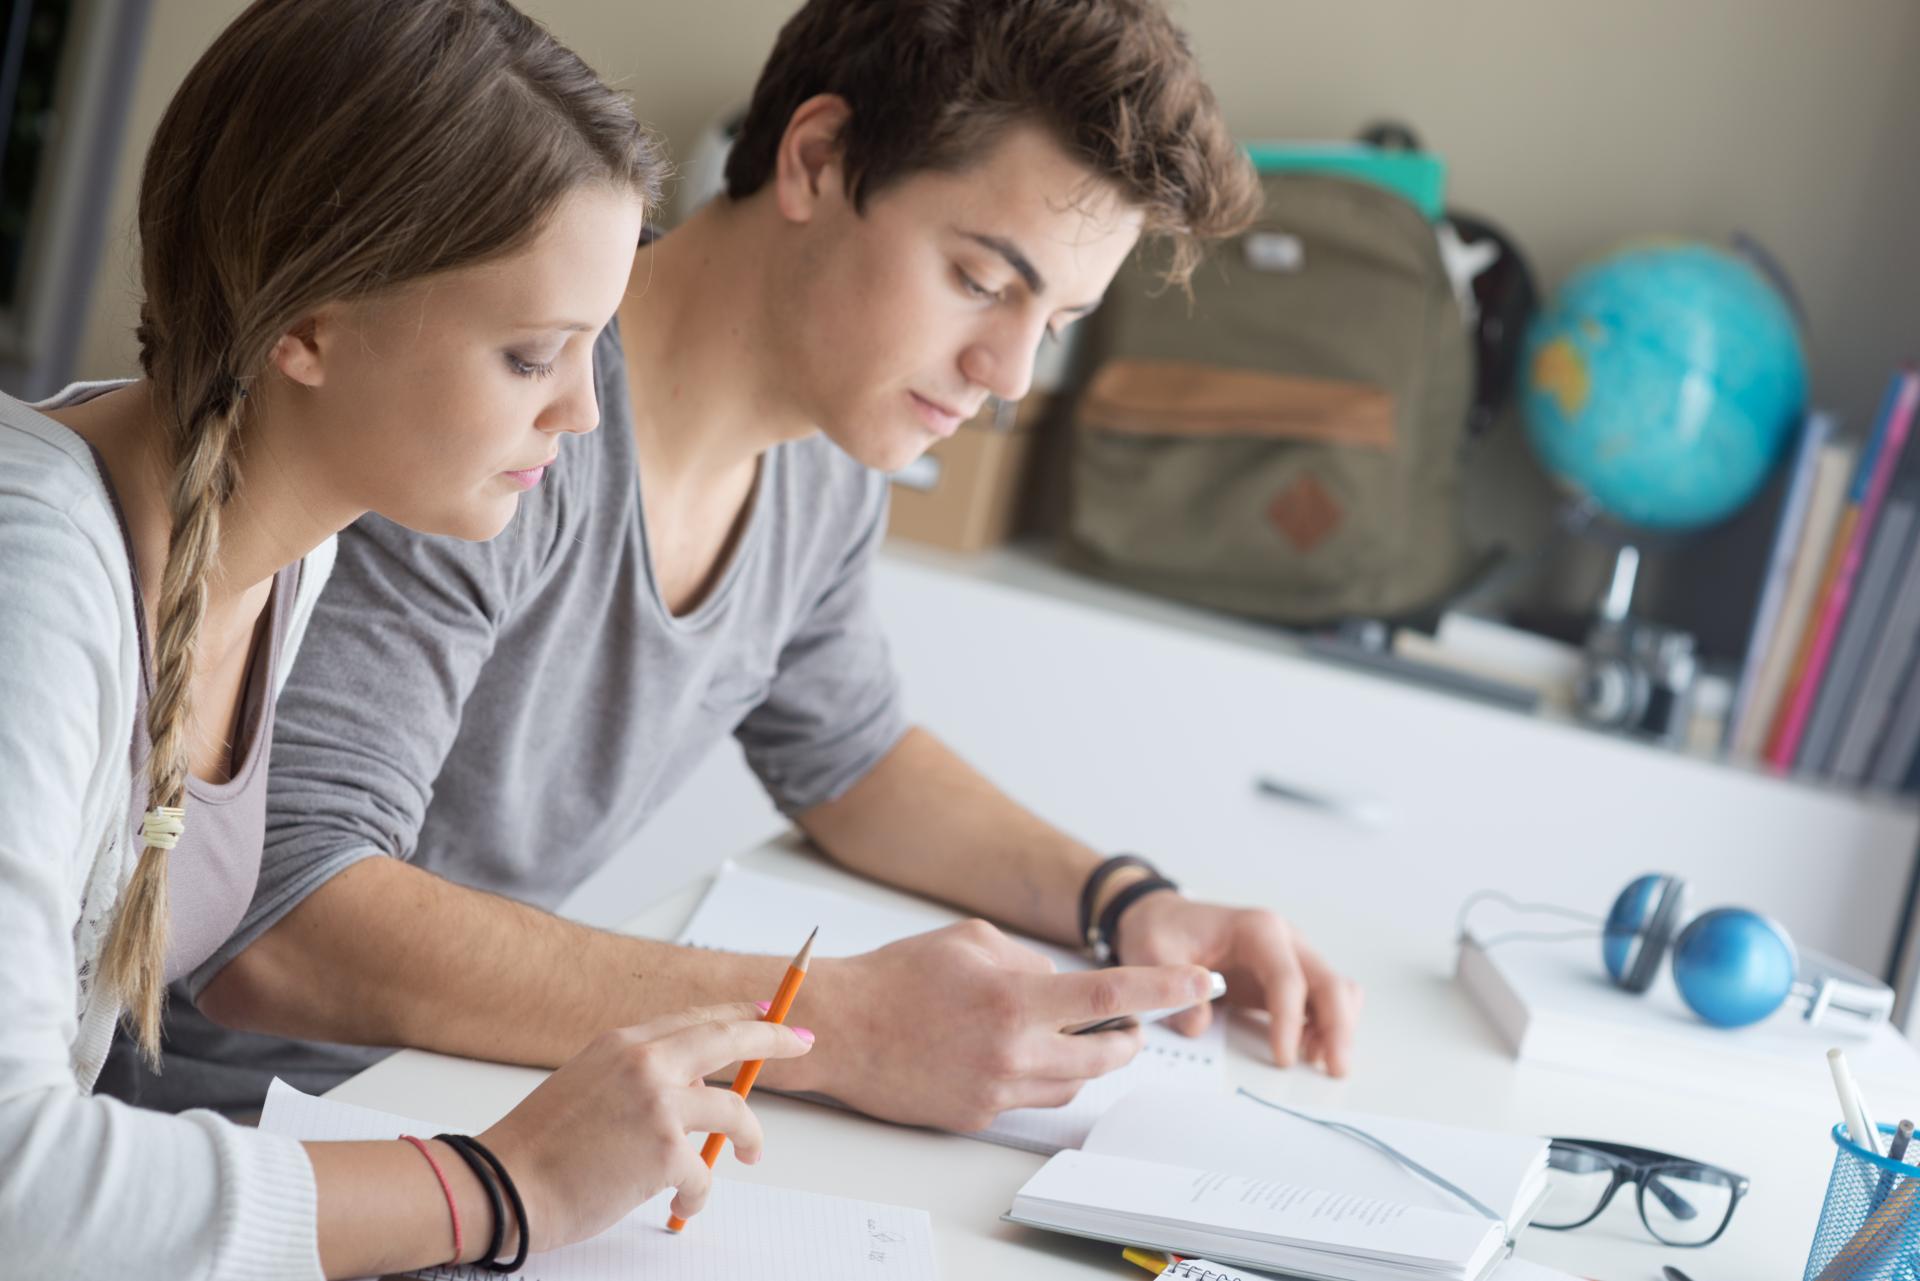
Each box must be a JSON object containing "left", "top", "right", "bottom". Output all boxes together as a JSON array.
[
  {"left": 265, "top": 309, "right": 334, "bottom": 389},
  {"left": 772, "top": 93, "right": 854, "bottom": 225}
]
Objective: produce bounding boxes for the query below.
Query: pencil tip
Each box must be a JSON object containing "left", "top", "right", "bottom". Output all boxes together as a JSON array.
[{"left": 793, "top": 925, "right": 818, "bottom": 970}]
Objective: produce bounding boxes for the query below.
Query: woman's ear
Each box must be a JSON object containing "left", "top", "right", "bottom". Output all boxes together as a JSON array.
[
  {"left": 772, "top": 93, "right": 854, "bottom": 225},
  {"left": 266, "top": 310, "right": 332, "bottom": 389}
]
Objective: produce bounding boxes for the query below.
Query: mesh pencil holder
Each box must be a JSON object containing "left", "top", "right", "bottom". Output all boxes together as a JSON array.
[{"left": 1805, "top": 1123, "right": 1920, "bottom": 1280}]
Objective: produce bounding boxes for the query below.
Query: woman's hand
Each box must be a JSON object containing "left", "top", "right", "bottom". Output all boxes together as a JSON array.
[{"left": 478, "top": 1002, "right": 814, "bottom": 1251}]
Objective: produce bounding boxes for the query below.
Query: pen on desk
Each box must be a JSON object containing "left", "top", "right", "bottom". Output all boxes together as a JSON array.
[
  {"left": 666, "top": 925, "right": 817, "bottom": 1233},
  {"left": 1254, "top": 774, "right": 1390, "bottom": 829},
  {"left": 1065, "top": 971, "right": 1226, "bottom": 1036}
]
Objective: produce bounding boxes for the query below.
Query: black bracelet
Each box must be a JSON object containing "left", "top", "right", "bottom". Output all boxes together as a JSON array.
[
  {"left": 445, "top": 1134, "right": 531, "bottom": 1274},
  {"left": 1097, "top": 874, "right": 1180, "bottom": 964},
  {"left": 433, "top": 1134, "right": 504, "bottom": 1268},
  {"left": 1078, "top": 855, "right": 1158, "bottom": 962}
]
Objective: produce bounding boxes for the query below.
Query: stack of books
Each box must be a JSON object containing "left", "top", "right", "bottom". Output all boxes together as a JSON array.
[{"left": 1725, "top": 369, "right": 1920, "bottom": 792}]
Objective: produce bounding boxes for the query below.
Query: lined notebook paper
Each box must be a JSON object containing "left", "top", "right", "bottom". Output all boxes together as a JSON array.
[
  {"left": 677, "top": 862, "right": 1225, "bottom": 1154},
  {"left": 1085, "top": 1087, "right": 1548, "bottom": 1228},
  {"left": 259, "top": 1080, "right": 938, "bottom": 1281}
]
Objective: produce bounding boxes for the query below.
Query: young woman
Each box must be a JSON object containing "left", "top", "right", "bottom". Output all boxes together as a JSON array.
[{"left": 0, "top": 2, "right": 810, "bottom": 1277}]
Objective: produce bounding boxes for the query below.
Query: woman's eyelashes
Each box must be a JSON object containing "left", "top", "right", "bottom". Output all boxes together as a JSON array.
[
  {"left": 956, "top": 266, "right": 1005, "bottom": 304},
  {"left": 505, "top": 351, "right": 558, "bottom": 380}
]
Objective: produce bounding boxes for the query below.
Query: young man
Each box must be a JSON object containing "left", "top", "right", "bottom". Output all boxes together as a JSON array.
[{"left": 105, "top": 0, "right": 1362, "bottom": 1130}]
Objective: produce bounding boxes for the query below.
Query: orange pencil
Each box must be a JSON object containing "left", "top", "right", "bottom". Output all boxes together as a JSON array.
[{"left": 666, "top": 925, "right": 817, "bottom": 1232}]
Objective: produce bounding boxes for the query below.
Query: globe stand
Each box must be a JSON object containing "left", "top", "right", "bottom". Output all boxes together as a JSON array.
[{"left": 1596, "top": 540, "right": 1644, "bottom": 629}]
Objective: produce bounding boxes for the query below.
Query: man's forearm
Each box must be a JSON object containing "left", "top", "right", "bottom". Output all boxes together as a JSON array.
[
  {"left": 198, "top": 857, "right": 812, "bottom": 1077},
  {"left": 798, "top": 727, "right": 1137, "bottom": 947}
]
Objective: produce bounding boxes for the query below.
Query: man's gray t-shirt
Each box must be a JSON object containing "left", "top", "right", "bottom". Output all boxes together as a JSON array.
[{"left": 96, "top": 320, "right": 907, "bottom": 1112}]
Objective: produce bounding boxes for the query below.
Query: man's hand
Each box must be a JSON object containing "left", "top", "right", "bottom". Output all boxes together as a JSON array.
[
  {"left": 1113, "top": 892, "right": 1362, "bottom": 1076},
  {"left": 768, "top": 919, "right": 1215, "bottom": 1132}
]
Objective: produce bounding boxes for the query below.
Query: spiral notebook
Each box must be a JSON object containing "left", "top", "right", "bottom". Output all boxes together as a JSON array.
[
  {"left": 258, "top": 1080, "right": 939, "bottom": 1281},
  {"left": 676, "top": 861, "right": 1226, "bottom": 1154}
]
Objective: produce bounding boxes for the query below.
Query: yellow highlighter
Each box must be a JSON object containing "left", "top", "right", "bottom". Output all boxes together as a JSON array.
[{"left": 1122, "top": 1248, "right": 1271, "bottom": 1281}]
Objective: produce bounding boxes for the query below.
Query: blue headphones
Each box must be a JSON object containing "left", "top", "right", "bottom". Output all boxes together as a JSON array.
[{"left": 1603, "top": 873, "right": 1892, "bottom": 1029}]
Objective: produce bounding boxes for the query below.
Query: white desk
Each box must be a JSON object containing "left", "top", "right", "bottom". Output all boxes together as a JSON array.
[
  {"left": 331, "top": 837, "right": 1915, "bottom": 1281},
  {"left": 566, "top": 550, "right": 1920, "bottom": 983},
  {"left": 336, "top": 551, "right": 1920, "bottom": 1279}
]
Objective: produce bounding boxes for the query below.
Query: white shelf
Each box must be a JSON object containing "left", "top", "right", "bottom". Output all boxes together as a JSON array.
[{"left": 881, "top": 535, "right": 1920, "bottom": 818}]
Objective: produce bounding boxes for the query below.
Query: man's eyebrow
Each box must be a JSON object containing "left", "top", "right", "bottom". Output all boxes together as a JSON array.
[
  {"left": 958, "top": 229, "right": 1103, "bottom": 315},
  {"left": 513, "top": 320, "right": 598, "bottom": 333},
  {"left": 960, "top": 230, "right": 1044, "bottom": 295}
]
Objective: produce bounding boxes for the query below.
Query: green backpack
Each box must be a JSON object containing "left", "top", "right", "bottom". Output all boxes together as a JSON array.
[{"left": 1066, "top": 169, "right": 1475, "bottom": 625}]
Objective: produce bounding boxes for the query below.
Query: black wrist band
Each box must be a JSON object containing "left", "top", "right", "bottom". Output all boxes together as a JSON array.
[
  {"left": 434, "top": 1134, "right": 504, "bottom": 1268},
  {"left": 455, "top": 1136, "right": 530, "bottom": 1273},
  {"left": 435, "top": 1144, "right": 526, "bottom": 1275},
  {"left": 1079, "top": 854, "right": 1157, "bottom": 961},
  {"left": 1097, "top": 874, "right": 1179, "bottom": 964}
]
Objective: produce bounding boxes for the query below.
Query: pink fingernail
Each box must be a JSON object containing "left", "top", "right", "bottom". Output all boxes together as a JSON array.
[
  {"left": 755, "top": 1001, "right": 771, "bottom": 1013},
  {"left": 791, "top": 1026, "right": 815, "bottom": 1044}
]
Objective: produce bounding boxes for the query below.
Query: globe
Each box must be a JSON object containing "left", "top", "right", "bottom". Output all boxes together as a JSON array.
[{"left": 1519, "top": 240, "right": 1807, "bottom": 531}]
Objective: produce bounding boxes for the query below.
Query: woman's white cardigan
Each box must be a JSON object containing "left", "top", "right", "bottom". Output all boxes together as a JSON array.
[{"left": 1, "top": 389, "right": 334, "bottom": 1279}]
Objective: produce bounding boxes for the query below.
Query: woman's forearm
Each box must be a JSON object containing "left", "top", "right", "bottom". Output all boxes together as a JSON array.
[{"left": 306, "top": 1138, "right": 517, "bottom": 1278}]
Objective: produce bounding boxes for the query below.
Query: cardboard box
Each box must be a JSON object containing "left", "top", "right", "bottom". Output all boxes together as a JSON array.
[{"left": 886, "top": 398, "right": 1042, "bottom": 553}]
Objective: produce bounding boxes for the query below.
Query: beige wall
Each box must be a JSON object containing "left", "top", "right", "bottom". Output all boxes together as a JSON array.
[{"left": 81, "top": 0, "right": 1919, "bottom": 436}]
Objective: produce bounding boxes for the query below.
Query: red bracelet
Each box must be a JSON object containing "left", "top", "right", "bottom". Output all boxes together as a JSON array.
[{"left": 400, "top": 1134, "right": 463, "bottom": 1265}]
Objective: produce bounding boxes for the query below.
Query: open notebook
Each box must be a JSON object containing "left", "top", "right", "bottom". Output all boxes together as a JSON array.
[
  {"left": 1006, "top": 1087, "right": 1549, "bottom": 1281},
  {"left": 259, "top": 1080, "right": 938, "bottom": 1281},
  {"left": 676, "top": 861, "right": 1225, "bottom": 1153}
]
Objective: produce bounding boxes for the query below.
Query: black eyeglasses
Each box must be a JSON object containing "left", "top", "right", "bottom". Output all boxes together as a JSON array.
[{"left": 1537, "top": 1139, "right": 1750, "bottom": 1248}]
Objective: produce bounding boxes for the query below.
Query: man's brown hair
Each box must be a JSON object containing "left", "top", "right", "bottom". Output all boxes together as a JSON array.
[{"left": 724, "top": 0, "right": 1260, "bottom": 284}]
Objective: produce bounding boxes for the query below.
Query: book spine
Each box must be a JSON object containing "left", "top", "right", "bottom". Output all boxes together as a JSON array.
[
  {"left": 1736, "top": 444, "right": 1856, "bottom": 760},
  {"left": 1726, "top": 412, "right": 1834, "bottom": 750},
  {"left": 1870, "top": 650, "right": 1920, "bottom": 790},
  {"left": 1764, "top": 379, "right": 1907, "bottom": 763},
  {"left": 1835, "top": 525, "right": 1920, "bottom": 783},
  {"left": 1769, "top": 372, "right": 1920, "bottom": 769},
  {"left": 1796, "top": 500, "right": 1918, "bottom": 775}
]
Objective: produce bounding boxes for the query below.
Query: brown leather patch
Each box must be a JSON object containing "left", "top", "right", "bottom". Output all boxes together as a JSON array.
[
  {"left": 1268, "top": 472, "right": 1341, "bottom": 552},
  {"left": 1082, "top": 359, "right": 1395, "bottom": 450}
]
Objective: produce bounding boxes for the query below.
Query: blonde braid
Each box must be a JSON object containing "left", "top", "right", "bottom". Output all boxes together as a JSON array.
[
  {"left": 98, "top": 387, "right": 246, "bottom": 1068},
  {"left": 101, "top": 0, "right": 663, "bottom": 1062}
]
